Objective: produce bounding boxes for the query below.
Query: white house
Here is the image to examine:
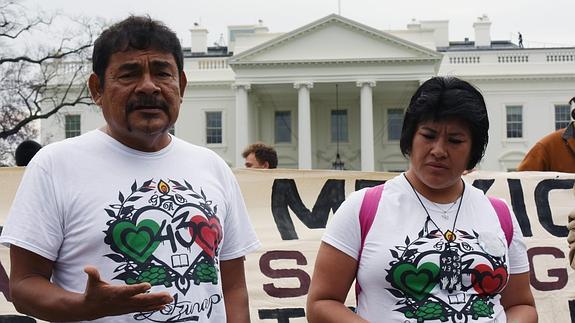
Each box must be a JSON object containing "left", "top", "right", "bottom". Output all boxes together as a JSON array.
[{"left": 41, "top": 14, "right": 575, "bottom": 171}]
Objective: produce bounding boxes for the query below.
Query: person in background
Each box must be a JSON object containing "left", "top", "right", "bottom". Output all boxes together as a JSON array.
[
  {"left": 307, "top": 77, "right": 537, "bottom": 322},
  {"left": 242, "top": 142, "right": 278, "bottom": 169},
  {"left": 14, "top": 140, "right": 42, "bottom": 166},
  {"left": 1, "top": 16, "right": 259, "bottom": 322},
  {"left": 568, "top": 184, "right": 575, "bottom": 269},
  {"left": 517, "top": 97, "right": 575, "bottom": 172}
]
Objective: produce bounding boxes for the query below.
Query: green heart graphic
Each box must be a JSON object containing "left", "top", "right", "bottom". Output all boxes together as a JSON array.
[
  {"left": 391, "top": 262, "right": 439, "bottom": 300},
  {"left": 112, "top": 220, "right": 160, "bottom": 263}
]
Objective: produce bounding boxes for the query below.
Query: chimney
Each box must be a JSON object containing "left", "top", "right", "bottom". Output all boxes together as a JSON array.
[
  {"left": 419, "top": 20, "right": 449, "bottom": 48},
  {"left": 190, "top": 22, "right": 208, "bottom": 54},
  {"left": 473, "top": 14, "right": 491, "bottom": 47},
  {"left": 254, "top": 19, "right": 269, "bottom": 34},
  {"left": 407, "top": 18, "right": 421, "bottom": 30}
]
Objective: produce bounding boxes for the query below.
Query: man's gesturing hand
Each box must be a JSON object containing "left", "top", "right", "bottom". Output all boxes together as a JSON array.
[{"left": 82, "top": 266, "right": 174, "bottom": 320}]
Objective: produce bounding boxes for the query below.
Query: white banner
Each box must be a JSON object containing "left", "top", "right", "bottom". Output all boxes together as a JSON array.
[{"left": 1, "top": 168, "right": 574, "bottom": 322}]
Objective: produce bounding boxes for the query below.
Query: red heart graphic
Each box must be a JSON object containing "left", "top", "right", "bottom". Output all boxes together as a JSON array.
[
  {"left": 189, "top": 215, "right": 222, "bottom": 258},
  {"left": 471, "top": 264, "right": 508, "bottom": 295}
]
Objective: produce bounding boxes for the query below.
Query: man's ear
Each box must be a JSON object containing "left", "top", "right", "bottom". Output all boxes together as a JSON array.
[
  {"left": 179, "top": 71, "right": 187, "bottom": 98},
  {"left": 88, "top": 73, "right": 103, "bottom": 106}
]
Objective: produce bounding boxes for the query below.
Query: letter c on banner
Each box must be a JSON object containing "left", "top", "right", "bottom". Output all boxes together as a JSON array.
[{"left": 534, "top": 179, "right": 575, "bottom": 237}]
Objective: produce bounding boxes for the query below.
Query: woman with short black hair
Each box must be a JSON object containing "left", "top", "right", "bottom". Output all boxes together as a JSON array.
[{"left": 307, "top": 77, "right": 537, "bottom": 322}]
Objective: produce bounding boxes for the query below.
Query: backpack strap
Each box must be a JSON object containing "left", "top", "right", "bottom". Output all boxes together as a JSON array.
[
  {"left": 488, "top": 196, "right": 514, "bottom": 247},
  {"left": 355, "top": 184, "right": 384, "bottom": 300}
]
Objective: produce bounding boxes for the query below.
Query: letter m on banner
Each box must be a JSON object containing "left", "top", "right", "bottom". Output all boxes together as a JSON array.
[{"left": 271, "top": 179, "right": 345, "bottom": 240}]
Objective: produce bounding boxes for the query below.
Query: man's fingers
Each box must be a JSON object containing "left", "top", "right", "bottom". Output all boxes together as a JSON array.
[
  {"left": 568, "top": 230, "right": 575, "bottom": 244},
  {"left": 132, "top": 290, "right": 173, "bottom": 306},
  {"left": 84, "top": 266, "right": 102, "bottom": 283},
  {"left": 115, "top": 282, "right": 153, "bottom": 298},
  {"left": 568, "top": 210, "right": 575, "bottom": 226}
]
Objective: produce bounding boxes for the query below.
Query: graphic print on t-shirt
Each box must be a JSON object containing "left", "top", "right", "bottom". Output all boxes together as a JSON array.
[
  {"left": 103, "top": 178, "right": 223, "bottom": 321},
  {"left": 385, "top": 226, "right": 508, "bottom": 322}
]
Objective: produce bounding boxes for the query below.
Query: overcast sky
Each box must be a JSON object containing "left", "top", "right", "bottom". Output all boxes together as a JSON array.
[{"left": 26, "top": 0, "right": 575, "bottom": 49}]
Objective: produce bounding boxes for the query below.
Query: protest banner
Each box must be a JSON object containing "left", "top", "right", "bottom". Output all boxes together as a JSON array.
[{"left": 1, "top": 168, "right": 574, "bottom": 322}]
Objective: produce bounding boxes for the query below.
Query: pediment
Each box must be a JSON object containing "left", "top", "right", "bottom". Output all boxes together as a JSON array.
[{"left": 229, "top": 14, "right": 441, "bottom": 66}]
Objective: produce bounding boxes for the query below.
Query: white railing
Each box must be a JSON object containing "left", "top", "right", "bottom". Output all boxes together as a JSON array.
[
  {"left": 197, "top": 59, "right": 229, "bottom": 70},
  {"left": 449, "top": 56, "right": 481, "bottom": 64},
  {"left": 497, "top": 54, "right": 529, "bottom": 63},
  {"left": 446, "top": 48, "right": 575, "bottom": 66},
  {"left": 546, "top": 52, "right": 575, "bottom": 62}
]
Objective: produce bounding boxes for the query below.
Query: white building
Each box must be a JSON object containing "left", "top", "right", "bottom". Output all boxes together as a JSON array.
[{"left": 41, "top": 14, "right": 575, "bottom": 171}]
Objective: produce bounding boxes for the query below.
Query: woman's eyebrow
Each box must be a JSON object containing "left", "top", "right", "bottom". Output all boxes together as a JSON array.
[{"left": 419, "top": 126, "right": 437, "bottom": 132}]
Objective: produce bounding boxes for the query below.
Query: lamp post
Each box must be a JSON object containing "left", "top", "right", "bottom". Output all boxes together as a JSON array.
[{"left": 332, "top": 84, "right": 345, "bottom": 170}]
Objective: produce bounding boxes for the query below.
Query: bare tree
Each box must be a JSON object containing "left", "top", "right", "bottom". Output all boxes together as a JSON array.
[{"left": 0, "top": 0, "right": 101, "bottom": 165}]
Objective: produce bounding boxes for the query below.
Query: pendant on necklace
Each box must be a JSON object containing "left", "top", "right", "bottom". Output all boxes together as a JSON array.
[
  {"left": 439, "top": 247, "right": 462, "bottom": 292},
  {"left": 441, "top": 211, "right": 449, "bottom": 220},
  {"left": 444, "top": 230, "right": 456, "bottom": 242}
]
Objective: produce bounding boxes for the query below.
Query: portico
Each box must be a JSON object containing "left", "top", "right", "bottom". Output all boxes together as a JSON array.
[{"left": 229, "top": 15, "right": 442, "bottom": 170}]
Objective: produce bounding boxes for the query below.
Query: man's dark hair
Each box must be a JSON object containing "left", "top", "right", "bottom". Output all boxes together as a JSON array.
[
  {"left": 400, "top": 76, "right": 489, "bottom": 170},
  {"left": 570, "top": 97, "right": 575, "bottom": 120},
  {"left": 242, "top": 143, "right": 278, "bottom": 169},
  {"left": 92, "top": 15, "right": 183, "bottom": 86},
  {"left": 15, "top": 140, "right": 42, "bottom": 166}
]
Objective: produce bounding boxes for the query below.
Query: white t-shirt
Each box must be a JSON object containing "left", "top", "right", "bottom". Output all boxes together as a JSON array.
[
  {"left": 1, "top": 130, "right": 260, "bottom": 322},
  {"left": 323, "top": 174, "right": 528, "bottom": 323}
]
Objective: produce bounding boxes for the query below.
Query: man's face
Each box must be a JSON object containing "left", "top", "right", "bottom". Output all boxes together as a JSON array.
[
  {"left": 89, "top": 49, "right": 186, "bottom": 151},
  {"left": 245, "top": 152, "right": 268, "bottom": 169}
]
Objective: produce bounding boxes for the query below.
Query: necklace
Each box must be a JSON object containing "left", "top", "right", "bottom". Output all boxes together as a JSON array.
[
  {"left": 431, "top": 199, "right": 459, "bottom": 220},
  {"left": 403, "top": 173, "right": 465, "bottom": 242},
  {"left": 403, "top": 173, "right": 466, "bottom": 293}
]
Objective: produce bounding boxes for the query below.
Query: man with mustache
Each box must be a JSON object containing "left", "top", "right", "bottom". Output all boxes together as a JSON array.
[{"left": 0, "top": 16, "right": 260, "bottom": 322}]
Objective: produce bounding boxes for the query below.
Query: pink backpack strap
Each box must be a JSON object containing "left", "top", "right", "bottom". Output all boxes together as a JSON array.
[
  {"left": 355, "top": 184, "right": 384, "bottom": 300},
  {"left": 488, "top": 196, "right": 513, "bottom": 247}
]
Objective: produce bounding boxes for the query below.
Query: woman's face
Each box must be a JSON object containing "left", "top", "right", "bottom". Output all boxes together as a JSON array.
[{"left": 407, "top": 117, "right": 472, "bottom": 195}]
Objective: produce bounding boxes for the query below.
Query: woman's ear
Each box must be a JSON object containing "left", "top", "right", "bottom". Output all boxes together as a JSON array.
[{"left": 88, "top": 74, "right": 103, "bottom": 106}]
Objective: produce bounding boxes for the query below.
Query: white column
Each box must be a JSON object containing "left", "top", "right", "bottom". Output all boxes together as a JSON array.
[
  {"left": 357, "top": 81, "right": 376, "bottom": 171},
  {"left": 233, "top": 83, "right": 250, "bottom": 168},
  {"left": 294, "top": 82, "right": 313, "bottom": 169}
]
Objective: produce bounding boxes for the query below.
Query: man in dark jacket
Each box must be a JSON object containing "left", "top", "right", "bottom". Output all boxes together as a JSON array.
[{"left": 517, "top": 97, "right": 575, "bottom": 172}]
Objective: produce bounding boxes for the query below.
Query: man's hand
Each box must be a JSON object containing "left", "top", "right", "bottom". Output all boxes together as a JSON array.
[
  {"left": 9, "top": 245, "right": 174, "bottom": 321},
  {"left": 568, "top": 209, "right": 575, "bottom": 269},
  {"left": 82, "top": 266, "right": 173, "bottom": 320}
]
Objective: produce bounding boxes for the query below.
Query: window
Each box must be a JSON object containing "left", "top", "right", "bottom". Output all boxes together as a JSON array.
[
  {"left": 205, "top": 111, "right": 222, "bottom": 144},
  {"left": 331, "top": 110, "right": 348, "bottom": 143},
  {"left": 555, "top": 104, "right": 571, "bottom": 130},
  {"left": 65, "top": 115, "right": 81, "bottom": 138},
  {"left": 275, "top": 111, "right": 291, "bottom": 143},
  {"left": 387, "top": 109, "right": 404, "bottom": 141},
  {"left": 506, "top": 105, "right": 523, "bottom": 138}
]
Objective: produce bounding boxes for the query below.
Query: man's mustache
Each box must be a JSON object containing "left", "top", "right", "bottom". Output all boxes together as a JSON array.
[{"left": 126, "top": 96, "right": 169, "bottom": 113}]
